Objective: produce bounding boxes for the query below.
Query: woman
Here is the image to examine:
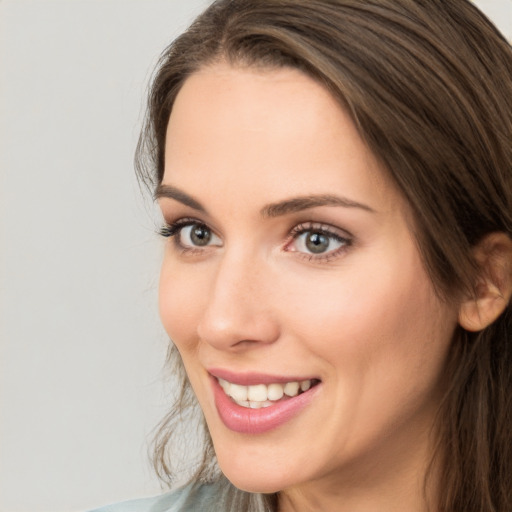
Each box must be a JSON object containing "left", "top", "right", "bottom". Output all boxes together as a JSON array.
[{"left": 95, "top": 0, "right": 512, "bottom": 510}]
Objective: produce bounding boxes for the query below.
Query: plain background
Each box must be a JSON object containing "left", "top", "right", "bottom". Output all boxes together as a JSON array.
[{"left": 0, "top": 1, "right": 510, "bottom": 511}]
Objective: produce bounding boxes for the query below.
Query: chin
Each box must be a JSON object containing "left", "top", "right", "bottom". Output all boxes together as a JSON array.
[
  {"left": 215, "top": 449, "right": 297, "bottom": 494},
  {"left": 221, "top": 471, "right": 287, "bottom": 495}
]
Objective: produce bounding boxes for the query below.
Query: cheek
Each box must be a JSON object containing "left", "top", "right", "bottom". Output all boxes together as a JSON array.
[
  {"left": 283, "top": 249, "right": 455, "bottom": 383},
  {"left": 280, "top": 251, "right": 456, "bottom": 457},
  {"left": 158, "top": 262, "right": 205, "bottom": 349}
]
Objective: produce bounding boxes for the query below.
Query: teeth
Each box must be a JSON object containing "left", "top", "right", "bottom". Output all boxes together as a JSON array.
[
  {"left": 267, "top": 383, "right": 284, "bottom": 401},
  {"left": 218, "top": 378, "right": 230, "bottom": 392},
  {"left": 229, "top": 383, "right": 248, "bottom": 402},
  {"left": 249, "top": 400, "right": 273, "bottom": 409},
  {"left": 300, "top": 380, "right": 311, "bottom": 392},
  {"left": 284, "top": 381, "right": 300, "bottom": 397},
  {"left": 218, "top": 378, "right": 315, "bottom": 408},
  {"left": 247, "top": 384, "right": 267, "bottom": 402}
]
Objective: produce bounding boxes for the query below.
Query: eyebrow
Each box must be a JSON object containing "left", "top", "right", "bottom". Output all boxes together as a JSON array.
[
  {"left": 155, "top": 184, "right": 375, "bottom": 217},
  {"left": 154, "top": 184, "right": 206, "bottom": 212},
  {"left": 260, "top": 194, "right": 375, "bottom": 217}
]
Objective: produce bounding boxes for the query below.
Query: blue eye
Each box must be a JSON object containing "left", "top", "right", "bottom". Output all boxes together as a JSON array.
[{"left": 287, "top": 223, "right": 351, "bottom": 259}]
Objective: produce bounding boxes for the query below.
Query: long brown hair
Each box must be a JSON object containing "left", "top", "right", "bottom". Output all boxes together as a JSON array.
[{"left": 137, "top": 1, "right": 512, "bottom": 510}]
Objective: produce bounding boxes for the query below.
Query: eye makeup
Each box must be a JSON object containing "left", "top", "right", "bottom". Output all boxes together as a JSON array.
[
  {"left": 284, "top": 221, "right": 353, "bottom": 262},
  {"left": 159, "top": 217, "right": 353, "bottom": 264}
]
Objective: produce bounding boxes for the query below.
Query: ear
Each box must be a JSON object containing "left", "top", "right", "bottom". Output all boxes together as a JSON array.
[{"left": 459, "top": 232, "right": 512, "bottom": 332}]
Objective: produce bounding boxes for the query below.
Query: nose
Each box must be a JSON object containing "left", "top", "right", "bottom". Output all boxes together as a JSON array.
[{"left": 197, "top": 250, "right": 280, "bottom": 351}]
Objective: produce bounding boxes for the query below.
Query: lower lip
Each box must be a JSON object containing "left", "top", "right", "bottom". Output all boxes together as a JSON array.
[{"left": 212, "top": 377, "right": 320, "bottom": 434}]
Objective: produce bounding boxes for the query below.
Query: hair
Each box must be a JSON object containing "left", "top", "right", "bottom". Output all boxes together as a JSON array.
[{"left": 136, "top": 1, "right": 512, "bottom": 510}]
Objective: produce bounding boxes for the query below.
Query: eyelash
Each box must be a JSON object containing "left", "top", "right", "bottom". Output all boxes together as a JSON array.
[
  {"left": 159, "top": 218, "right": 353, "bottom": 262},
  {"left": 286, "top": 222, "right": 352, "bottom": 262},
  {"left": 158, "top": 217, "right": 212, "bottom": 255},
  {"left": 159, "top": 217, "right": 196, "bottom": 239}
]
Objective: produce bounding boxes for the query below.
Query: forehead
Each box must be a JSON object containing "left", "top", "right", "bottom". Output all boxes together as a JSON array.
[{"left": 164, "top": 62, "right": 401, "bottom": 214}]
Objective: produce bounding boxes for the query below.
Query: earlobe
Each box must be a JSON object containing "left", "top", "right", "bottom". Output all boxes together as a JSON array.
[{"left": 458, "top": 232, "right": 512, "bottom": 332}]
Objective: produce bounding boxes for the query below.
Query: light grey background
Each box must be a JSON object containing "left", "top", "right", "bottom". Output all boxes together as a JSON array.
[
  {"left": 0, "top": 1, "right": 210, "bottom": 511},
  {"left": 0, "top": 1, "right": 510, "bottom": 511}
]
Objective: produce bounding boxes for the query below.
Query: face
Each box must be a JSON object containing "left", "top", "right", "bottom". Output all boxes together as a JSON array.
[{"left": 158, "top": 62, "right": 458, "bottom": 499}]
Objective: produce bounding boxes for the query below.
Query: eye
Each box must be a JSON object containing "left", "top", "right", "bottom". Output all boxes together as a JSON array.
[
  {"left": 159, "top": 219, "right": 222, "bottom": 250},
  {"left": 294, "top": 230, "right": 345, "bottom": 254},
  {"left": 285, "top": 223, "right": 351, "bottom": 259},
  {"left": 179, "top": 224, "right": 215, "bottom": 247}
]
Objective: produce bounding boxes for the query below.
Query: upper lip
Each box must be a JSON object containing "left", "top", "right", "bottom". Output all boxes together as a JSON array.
[{"left": 208, "top": 368, "right": 319, "bottom": 386}]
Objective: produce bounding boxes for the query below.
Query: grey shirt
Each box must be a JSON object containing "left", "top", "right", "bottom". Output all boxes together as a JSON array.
[{"left": 90, "top": 482, "right": 223, "bottom": 512}]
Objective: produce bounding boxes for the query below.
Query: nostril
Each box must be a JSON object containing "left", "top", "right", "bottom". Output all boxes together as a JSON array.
[{"left": 197, "top": 302, "right": 280, "bottom": 350}]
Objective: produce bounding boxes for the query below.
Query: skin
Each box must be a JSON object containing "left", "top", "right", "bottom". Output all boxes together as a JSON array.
[{"left": 158, "top": 62, "right": 460, "bottom": 512}]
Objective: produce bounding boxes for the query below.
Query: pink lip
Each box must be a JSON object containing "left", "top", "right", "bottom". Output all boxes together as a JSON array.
[
  {"left": 209, "top": 368, "right": 318, "bottom": 386},
  {"left": 210, "top": 374, "right": 320, "bottom": 434}
]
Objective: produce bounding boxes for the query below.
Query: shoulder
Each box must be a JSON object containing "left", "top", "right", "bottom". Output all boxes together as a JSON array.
[{"left": 89, "top": 481, "right": 224, "bottom": 512}]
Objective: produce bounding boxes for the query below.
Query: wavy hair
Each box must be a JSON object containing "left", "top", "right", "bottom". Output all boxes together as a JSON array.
[{"left": 136, "top": 1, "right": 512, "bottom": 510}]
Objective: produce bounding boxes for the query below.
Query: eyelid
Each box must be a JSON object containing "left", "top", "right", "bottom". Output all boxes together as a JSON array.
[
  {"left": 158, "top": 217, "right": 223, "bottom": 254},
  {"left": 159, "top": 217, "right": 352, "bottom": 262},
  {"left": 159, "top": 217, "right": 215, "bottom": 238},
  {"left": 284, "top": 221, "right": 353, "bottom": 262},
  {"left": 289, "top": 221, "right": 353, "bottom": 240}
]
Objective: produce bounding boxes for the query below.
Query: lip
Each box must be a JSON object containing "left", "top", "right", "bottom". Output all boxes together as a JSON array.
[
  {"left": 209, "top": 367, "right": 318, "bottom": 386},
  {"left": 210, "top": 373, "right": 321, "bottom": 434}
]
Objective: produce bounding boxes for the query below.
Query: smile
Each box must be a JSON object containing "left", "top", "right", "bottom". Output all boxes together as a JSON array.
[
  {"left": 211, "top": 373, "right": 321, "bottom": 434},
  {"left": 217, "top": 378, "right": 317, "bottom": 409}
]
